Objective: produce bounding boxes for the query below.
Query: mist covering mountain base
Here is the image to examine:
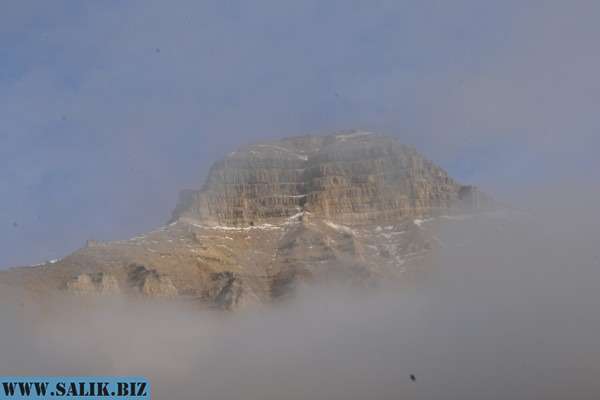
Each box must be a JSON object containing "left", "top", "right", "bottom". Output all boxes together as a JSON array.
[
  {"left": 2, "top": 200, "right": 599, "bottom": 399},
  {"left": 0, "top": 133, "right": 598, "bottom": 398},
  {"left": 0, "top": 132, "right": 496, "bottom": 309}
]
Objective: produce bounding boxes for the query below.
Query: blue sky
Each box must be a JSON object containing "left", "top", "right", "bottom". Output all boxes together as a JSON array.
[{"left": 2, "top": 1, "right": 599, "bottom": 267}]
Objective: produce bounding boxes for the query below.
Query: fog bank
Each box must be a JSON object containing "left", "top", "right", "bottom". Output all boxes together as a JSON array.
[{"left": 2, "top": 185, "right": 599, "bottom": 399}]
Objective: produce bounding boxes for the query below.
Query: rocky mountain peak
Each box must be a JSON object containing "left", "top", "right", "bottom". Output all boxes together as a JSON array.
[
  {"left": 1, "top": 131, "right": 495, "bottom": 310},
  {"left": 172, "top": 131, "right": 489, "bottom": 227}
]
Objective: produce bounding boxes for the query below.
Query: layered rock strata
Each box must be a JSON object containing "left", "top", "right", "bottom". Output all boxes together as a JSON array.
[
  {"left": 173, "top": 132, "right": 480, "bottom": 226},
  {"left": 1, "top": 131, "right": 495, "bottom": 310}
]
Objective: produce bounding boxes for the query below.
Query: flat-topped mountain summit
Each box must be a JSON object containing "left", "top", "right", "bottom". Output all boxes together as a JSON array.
[
  {"left": 1, "top": 131, "right": 494, "bottom": 310},
  {"left": 173, "top": 131, "right": 489, "bottom": 226}
]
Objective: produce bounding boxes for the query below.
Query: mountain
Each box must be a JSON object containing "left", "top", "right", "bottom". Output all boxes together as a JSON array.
[{"left": 0, "top": 131, "right": 494, "bottom": 309}]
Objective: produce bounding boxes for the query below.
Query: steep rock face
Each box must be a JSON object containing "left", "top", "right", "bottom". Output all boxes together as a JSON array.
[
  {"left": 302, "top": 134, "right": 460, "bottom": 225},
  {"left": 3, "top": 131, "right": 495, "bottom": 310},
  {"left": 173, "top": 132, "right": 473, "bottom": 226},
  {"left": 66, "top": 272, "right": 120, "bottom": 296},
  {"left": 64, "top": 266, "right": 179, "bottom": 298}
]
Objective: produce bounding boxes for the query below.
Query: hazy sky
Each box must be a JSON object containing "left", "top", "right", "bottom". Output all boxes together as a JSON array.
[{"left": 2, "top": 0, "right": 600, "bottom": 267}]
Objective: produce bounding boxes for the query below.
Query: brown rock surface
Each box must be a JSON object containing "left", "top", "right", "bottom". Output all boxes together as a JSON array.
[
  {"left": 173, "top": 131, "right": 478, "bottom": 226},
  {"left": 1, "top": 131, "right": 495, "bottom": 309}
]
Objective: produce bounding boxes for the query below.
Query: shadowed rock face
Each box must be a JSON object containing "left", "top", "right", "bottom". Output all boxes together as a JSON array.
[
  {"left": 172, "top": 131, "right": 482, "bottom": 226},
  {"left": 126, "top": 264, "right": 178, "bottom": 298},
  {"left": 1, "top": 132, "right": 495, "bottom": 310}
]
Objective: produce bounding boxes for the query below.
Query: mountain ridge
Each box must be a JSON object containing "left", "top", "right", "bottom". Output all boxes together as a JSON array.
[{"left": 1, "top": 131, "right": 495, "bottom": 310}]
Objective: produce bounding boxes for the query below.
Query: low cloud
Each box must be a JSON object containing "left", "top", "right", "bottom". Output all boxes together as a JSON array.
[{"left": 2, "top": 187, "right": 599, "bottom": 399}]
